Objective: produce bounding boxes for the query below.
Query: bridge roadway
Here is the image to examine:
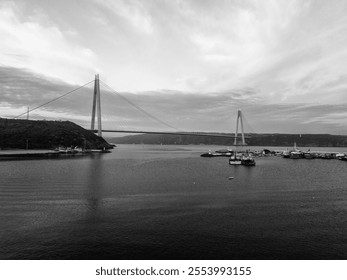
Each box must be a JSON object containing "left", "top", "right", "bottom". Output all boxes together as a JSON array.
[{"left": 89, "top": 129, "right": 249, "bottom": 138}]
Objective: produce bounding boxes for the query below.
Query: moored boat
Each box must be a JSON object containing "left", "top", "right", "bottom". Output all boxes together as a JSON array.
[
  {"left": 241, "top": 156, "right": 256, "bottom": 166},
  {"left": 336, "top": 153, "right": 345, "bottom": 159},
  {"left": 282, "top": 150, "right": 290, "bottom": 158},
  {"left": 303, "top": 152, "right": 314, "bottom": 159},
  {"left": 321, "top": 153, "right": 334, "bottom": 159},
  {"left": 200, "top": 150, "right": 224, "bottom": 157},
  {"left": 290, "top": 151, "right": 303, "bottom": 159},
  {"left": 215, "top": 148, "right": 233, "bottom": 156},
  {"left": 229, "top": 154, "right": 242, "bottom": 165},
  {"left": 286, "top": 142, "right": 303, "bottom": 159},
  {"left": 200, "top": 152, "right": 214, "bottom": 157}
]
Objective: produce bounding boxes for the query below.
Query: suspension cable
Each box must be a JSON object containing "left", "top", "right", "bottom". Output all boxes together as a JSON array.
[
  {"left": 14, "top": 80, "right": 94, "bottom": 119},
  {"left": 99, "top": 80, "right": 179, "bottom": 131},
  {"left": 242, "top": 113, "right": 256, "bottom": 134}
]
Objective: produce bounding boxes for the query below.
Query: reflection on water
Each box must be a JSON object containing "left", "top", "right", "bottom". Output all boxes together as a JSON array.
[
  {"left": 0, "top": 145, "right": 347, "bottom": 259},
  {"left": 85, "top": 154, "right": 104, "bottom": 213}
]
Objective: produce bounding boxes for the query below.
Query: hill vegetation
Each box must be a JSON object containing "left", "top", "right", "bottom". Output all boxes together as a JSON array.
[
  {"left": 0, "top": 118, "right": 112, "bottom": 150},
  {"left": 108, "top": 133, "right": 347, "bottom": 147},
  {"left": 2, "top": 117, "right": 346, "bottom": 149}
]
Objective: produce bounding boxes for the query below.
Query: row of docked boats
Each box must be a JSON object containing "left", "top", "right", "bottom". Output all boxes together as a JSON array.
[
  {"left": 281, "top": 143, "right": 347, "bottom": 160},
  {"left": 200, "top": 149, "right": 232, "bottom": 157},
  {"left": 282, "top": 150, "right": 347, "bottom": 160},
  {"left": 229, "top": 153, "right": 256, "bottom": 166},
  {"left": 200, "top": 149, "right": 256, "bottom": 166},
  {"left": 54, "top": 146, "right": 111, "bottom": 154},
  {"left": 0, "top": 145, "right": 115, "bottom": 160},
  {"left": 201, "top": 143, "right": 347, "bottom": 165}
]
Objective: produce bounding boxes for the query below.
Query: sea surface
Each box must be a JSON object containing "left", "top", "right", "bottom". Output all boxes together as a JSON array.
[{"left": 0, "top": 144, "right": 346, "bottom": 260}]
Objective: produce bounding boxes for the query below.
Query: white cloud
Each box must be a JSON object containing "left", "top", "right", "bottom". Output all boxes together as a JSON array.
[
  {"left": 302, "top": 112, "right": 347, "bottom": 128},
  {"left": 2, "top": 0, "right": 347, "bottom": 134},
  {"left": 0, "top": 1, "right": 97, "bottom": 85},
  {"left": 92, "top": 0, "right": 153, "bottom": 35}
]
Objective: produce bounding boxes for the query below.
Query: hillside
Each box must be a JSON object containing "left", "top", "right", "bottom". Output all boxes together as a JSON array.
[
  {"left": 0, "top": 118, "right": 112, "bottom": 150},
  {"left": 107, "top": 133, "right": 347, "bottom": 147}
]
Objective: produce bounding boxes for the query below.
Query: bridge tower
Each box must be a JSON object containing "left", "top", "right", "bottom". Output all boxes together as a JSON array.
[
  {"left": 91, "top": 74, "right": 102, "bottom": 137},
  {"left": 234, "top": 109, "right": 246, "bottom": 146}
]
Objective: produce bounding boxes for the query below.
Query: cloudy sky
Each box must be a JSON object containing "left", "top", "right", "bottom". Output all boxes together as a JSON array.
[{"left": 1, "top": 0, "right": 347, "bottom": 134}]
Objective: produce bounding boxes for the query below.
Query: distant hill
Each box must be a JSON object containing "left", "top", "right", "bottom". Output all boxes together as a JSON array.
[
  {"left": 107, "top": 133, "right": 347, "bottom": 147},
  {"left": 0, "top": 118, "right": 112, "bottom": 150}
]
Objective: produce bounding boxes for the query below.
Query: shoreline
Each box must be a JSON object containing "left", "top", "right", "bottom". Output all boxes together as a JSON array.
[{"left": 0, "top": 149, "right": 111, "bottom": 160}]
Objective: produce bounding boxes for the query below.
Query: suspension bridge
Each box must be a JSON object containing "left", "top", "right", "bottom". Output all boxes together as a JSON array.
[{"left": 15, "top": 74, "right": 250, "bottom": 145}]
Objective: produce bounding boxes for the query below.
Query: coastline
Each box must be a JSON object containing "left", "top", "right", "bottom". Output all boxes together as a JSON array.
[{"left": 0, "top": 149, "right": 111, "bottom": 160}]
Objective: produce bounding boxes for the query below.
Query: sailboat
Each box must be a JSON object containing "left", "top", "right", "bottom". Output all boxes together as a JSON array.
[{"left": 289, "top": 142, "right": 303, "bottom": 159}]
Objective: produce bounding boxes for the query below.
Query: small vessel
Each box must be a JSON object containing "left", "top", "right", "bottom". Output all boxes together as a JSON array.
[
  {"left": 241, "top": 156, "right": 256, "bottom": 166},
  {"left": 339, "top": 155, "right": 347, "bottom": 161},
  {"left": 200, "top": 149, "right": 225, "bottom": 157},
  {"left": 200, "top": 152, "right": 213, "bottom": 157},
  {"left": 262, "top": 149, "right": 272, "bottom": 156},
  {"left": 282, "top": 150, "right": 290, "bottom": 158},
  {"left": 55, "top": 146, "right": 67, "bottom": 153},
  {"left": 74, "top": 146, "right": 84, "bottom": 153},
  {"left": 215, "top": 148, "right": 233, "bottom": 156},
  {"left": 303, "top": 152, "right": 314, "bottom": 159},
  {"left": 95, "top": 147, "right": 111, "bottom": 153},
  {"left": 274, "top": 151, "right": 283, "bottom": 156},
  {"left": 321, "top": 153, "right": 334, "bottom": 159},
  {"left": 336, "top": 153, "right": 345, "bottom": 159},
  {"left": 201, "top": 150, "right": 220, "bottom": 157},
  {"left": 229, "top": 152, "right": 242, "bottom": 165},
  {"left": 85, "top": 147, "right": 111, "bottom": 153},
  {"left": 290, "top": 151, "right": 303, "bottom": 159},
  {"left": 288, "top": 142, "right": 303, "bottom": 159},
  {"left": 55, "top": 146, "right": 77, "bottom": 154},
  {"left": 229, "top": 153, "right": 242, "bottom": 165}
]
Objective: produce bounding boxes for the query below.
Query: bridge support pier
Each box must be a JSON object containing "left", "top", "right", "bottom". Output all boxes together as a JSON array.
[
  {"left": 234, "top": 109, "right": 245, "bottom": 146},
  {"left": 91, "top": 74, "right": 102, "bottom": 137}
]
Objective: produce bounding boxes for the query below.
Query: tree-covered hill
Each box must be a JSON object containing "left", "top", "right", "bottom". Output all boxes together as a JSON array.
[{"left": 0, "top": 118, "right": 112, "bottom": 150}]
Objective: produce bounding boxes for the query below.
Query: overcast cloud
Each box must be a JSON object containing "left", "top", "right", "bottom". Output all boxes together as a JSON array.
[{"left": 1, "top": 0, "right": 347, "bottom": 134}]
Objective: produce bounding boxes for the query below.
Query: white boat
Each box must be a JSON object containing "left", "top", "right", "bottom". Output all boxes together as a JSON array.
[
  {"left": 89, "top": 148, "right": 111, "bottom": 153},
  {"left": 282, "top": 150, "right": 290, "bottom": 158},
  {"left": 336, "top": 153, "right": 345, "bottom": 159},
  {"left": 201, "top": 150, "right": 224, "bottom": 157},
  {"left": 229, "top": 154, "right": 242, "bottom": 165},
  {"left": 229, "top": 152, "right": 243, "bottom": 165},
  {"left": 73, "top": 146, "right": 84, "bottom": 153},
  {"left": 215, "top": 148, "right": 233, "bottom": 156},
  {"left": 283, "top": 142, "right": 303, "bottom": 159}
]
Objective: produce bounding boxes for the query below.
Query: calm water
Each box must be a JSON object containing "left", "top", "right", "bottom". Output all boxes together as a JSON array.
[{"left": 0, "top": 145, "right": 346, "bottom": 260}]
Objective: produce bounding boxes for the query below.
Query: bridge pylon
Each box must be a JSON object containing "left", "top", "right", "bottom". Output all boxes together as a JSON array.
[
  {"left": 91, "top": 74, "right": 102, "bottom": 137},
  {"left": 234, "top": 109, "right": 246, "bottom": 146}
]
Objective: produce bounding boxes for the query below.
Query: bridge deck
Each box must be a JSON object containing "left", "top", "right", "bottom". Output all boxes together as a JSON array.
[{"left": 89, "top": 129, "right": 249, "bottom": 138}]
